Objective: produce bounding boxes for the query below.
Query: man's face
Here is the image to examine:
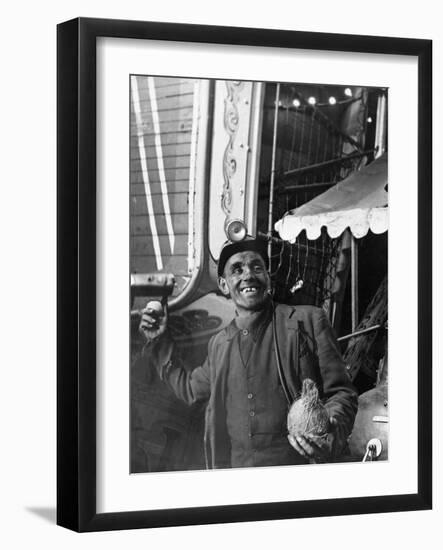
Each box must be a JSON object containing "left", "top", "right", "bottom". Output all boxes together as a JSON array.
[{"left": 218, "top": 250, "right": 270, "bottom": 314}]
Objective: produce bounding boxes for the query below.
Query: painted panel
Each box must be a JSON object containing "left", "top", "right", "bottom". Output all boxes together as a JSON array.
[{"left": 208, "top": 81, "right": 258, "bottom": 260}]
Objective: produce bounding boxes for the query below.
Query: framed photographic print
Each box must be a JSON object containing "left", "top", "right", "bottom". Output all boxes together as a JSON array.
[{"left": 57, "top": 17, "right": 432, "bottom": 532}]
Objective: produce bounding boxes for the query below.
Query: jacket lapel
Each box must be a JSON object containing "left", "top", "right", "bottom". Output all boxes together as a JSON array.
[{"left": 276, "top": 309, "right": 302, "bottom": 401}]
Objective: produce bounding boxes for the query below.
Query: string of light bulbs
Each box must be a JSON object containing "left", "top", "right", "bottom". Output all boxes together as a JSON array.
[{"left": 292, "top": 92, "right": 360, "bottom": 108}]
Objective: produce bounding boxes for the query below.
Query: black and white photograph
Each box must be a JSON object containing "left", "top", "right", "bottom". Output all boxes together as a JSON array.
[
  {"left": 129, "top": 75, "right": 388, "bottom": 474},
  {"left": 0, "top": 0, "right": 439, "bottom": 544}
]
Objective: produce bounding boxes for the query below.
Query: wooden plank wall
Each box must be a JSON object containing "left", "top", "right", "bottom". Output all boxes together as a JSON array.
[{"left": 130, "top": 76, "right": 198, "bottom": 292}]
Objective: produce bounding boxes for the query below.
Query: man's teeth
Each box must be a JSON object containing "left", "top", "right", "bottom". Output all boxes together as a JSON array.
[{"left": 242, "top": 287, "right": 258, "bottom": 294}]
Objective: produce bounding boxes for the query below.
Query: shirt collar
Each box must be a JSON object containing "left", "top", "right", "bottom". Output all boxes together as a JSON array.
[{"left": 225, "top": 299, "right": 273, "bottom": 342}]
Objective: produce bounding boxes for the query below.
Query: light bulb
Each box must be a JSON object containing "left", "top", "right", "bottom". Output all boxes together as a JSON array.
[
  {"left": 344, "top": 88, "right": 352, "bottom": 97},
  {"left": 292, "top": 98, "right": 301, "bottom": 107},
  {"left": 329, "top": 96, "right": 336, "bottom": 105},
  {"left": 308, "top": 97, "right": 316, "bottom": 105}
]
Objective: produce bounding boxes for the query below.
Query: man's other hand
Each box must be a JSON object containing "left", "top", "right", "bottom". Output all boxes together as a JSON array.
[{"left": 287, "top": 417, "right": 346, "bottom": 461}]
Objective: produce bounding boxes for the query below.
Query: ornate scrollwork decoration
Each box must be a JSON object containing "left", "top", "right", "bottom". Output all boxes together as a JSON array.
[{"left": 221, "top": 81, "right": 244, "bottom": 216}]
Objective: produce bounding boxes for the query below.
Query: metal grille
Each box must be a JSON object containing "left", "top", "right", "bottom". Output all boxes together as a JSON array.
[
  {"left": 266, "top": 231, "right": 342, "bottom": 309},
  {"left": 257, "top": 84, "right": 371, "bottom": 313}
]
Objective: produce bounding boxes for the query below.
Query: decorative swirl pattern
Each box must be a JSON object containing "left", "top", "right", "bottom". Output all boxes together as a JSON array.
[{"left": 221, "top": 81, "right": 244, "bottom": 216}]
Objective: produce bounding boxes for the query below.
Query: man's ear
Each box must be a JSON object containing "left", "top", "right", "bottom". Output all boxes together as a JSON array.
[{"left": 218, "top": 276, "right": 230, "bottom": 296}]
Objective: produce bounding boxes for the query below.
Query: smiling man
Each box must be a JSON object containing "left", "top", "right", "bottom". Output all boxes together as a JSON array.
[{"left": 140, "top": 236, "right": 357, "bottom": 469}]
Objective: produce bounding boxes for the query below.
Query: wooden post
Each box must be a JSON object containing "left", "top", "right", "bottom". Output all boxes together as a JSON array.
[
  {"left": 351, "top": 235, "right": 359, "bottom": 332},
  {"left": 267, "top": 83, "right": 280, "bottom": 263}
]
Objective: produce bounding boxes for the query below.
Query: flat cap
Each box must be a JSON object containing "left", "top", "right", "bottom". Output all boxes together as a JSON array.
[{"left": 217, "top": 236, "right": 269, "bottom": 277}]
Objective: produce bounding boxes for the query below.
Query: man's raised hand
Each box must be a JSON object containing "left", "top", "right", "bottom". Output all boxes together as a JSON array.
[{"left": 139, "top": 300, "right": 168, "bottom": 343}]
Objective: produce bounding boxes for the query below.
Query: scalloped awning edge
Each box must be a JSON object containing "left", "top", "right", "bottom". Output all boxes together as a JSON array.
[{"left": 275, "top": 207, "right": 388, "bottom": 242}]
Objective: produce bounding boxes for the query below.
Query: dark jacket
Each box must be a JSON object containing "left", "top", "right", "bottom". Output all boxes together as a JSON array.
[{"left": 146, "top": 303, "right": 358, "bottom": 469}]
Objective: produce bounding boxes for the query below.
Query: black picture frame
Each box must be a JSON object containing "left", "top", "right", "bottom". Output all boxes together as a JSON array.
[{"left": 57, "top": 17, "right": 432, "bottom": 532}]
